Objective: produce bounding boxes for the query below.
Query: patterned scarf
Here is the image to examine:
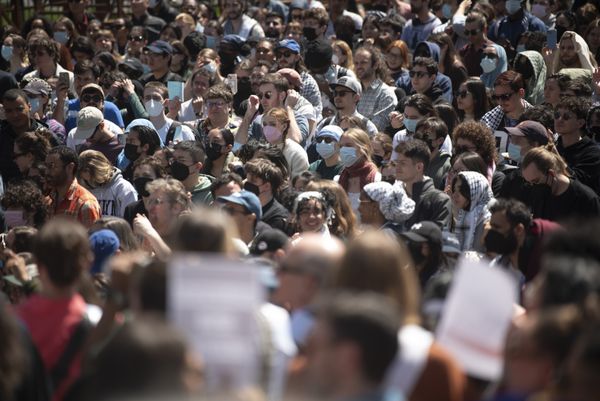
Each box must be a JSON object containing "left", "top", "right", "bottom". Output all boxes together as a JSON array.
[
  {"left": 338, "top": 159, "right": 378, "bottom": 192},
  {"left": 454, "top": 171, "right": 494, "bottom": 251}
]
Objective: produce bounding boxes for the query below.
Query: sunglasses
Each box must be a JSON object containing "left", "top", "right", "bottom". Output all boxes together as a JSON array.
[
  {"left": 257, "top": 91, "right": 273, "bottom": 100},
  {"left": 457, "top": 90, "right": 470, "bottom": 98},
  {"left": 554, "top": 111, "right": 574, "bottom": 120},
  {"left": 492, "top": 92, "right": 515, "bottom": 102},
  {"left": 276, "top": 50, "right": 293, "bottom": 58},
  {"left": 333, "top": 90, "right": 352, "bottom": 97},
  {"left": 82, "top": 94, "right": 103, "bottom": 103},
  {"left": 129, "top": 35, "right": 144, "bottom": 42},
  {"left": 409, "top": 70, "right": 430, "bottom": 78},
  {"left": 316, "top": 136, "right": 335, "bottom": 143},
  {"left": 464, "top": 29, "right": 481, "bottom": 36}
]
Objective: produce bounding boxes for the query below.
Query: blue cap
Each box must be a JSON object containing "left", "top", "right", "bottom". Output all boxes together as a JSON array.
[
  {"left": 276, "top": 39, "right": 301, "bottom": 54},
  {"left": 218, "top": 190, "right": 263, "bottom": 221},
  {"left": 144, "top": 40, "right": 173, "bottom": 55},
  {"left": 89, "top": 229, "right": 120, "bottom": 275},
  {"left": 222, "top": 34, "right": 246, "bottom": 50},
  {"left": 316, "top": 125, "right": 343, "bottom": 142},
  {"left": 125, "top": 118, "right": 156, "bottom": 133}
]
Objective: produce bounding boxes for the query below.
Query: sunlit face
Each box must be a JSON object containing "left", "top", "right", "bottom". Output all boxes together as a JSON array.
[
  {"left": 543, "top": 78, "right": 561, "bottom": 106},
  {"left": 258, "top": 83, "right": 283, "bottom": 112},
  {"left": 554, "top": 107, "right": 583, "bottom": 136},
  {"left": 13, "top": 143, "right": 33, "bottom": 173},
  {"left": 410, "top": 65, "right": 435, "bottom": 94},
  {"left": 95, "top": 35, "right": 113, "bottom": 53},
  {"left": 395, "top": 153, "right": 419, "bottom": 182},
  {"left": 206, "top": 96, "right": 230, "bottom": 123},
  {"left": 255, "top": 41, "right": 275, "bottom": 63},
  {"left": 493, "top": 84, "right": 521, "bottom": 115},
  {"left": 3, "top": 97, "right": 30, "bottom": 130},
  {"left": 465, "top": 20, "right": 484, "bottom": 45},
  {"left": 297, "top": 198, "right": 327, "bottom": 233},
  {"left": 451, "top": 178, "right": 469, "bottom": 211},
  {"left": 146, "top": 189, "right": 182, "bottom": 236},
  {"left": 456, "top": 83, "right": 474, "bottom": 112},
  {"left": 385, "top": 47, "right": 404, "bottom": 70},
  {"left": 354, "top": 50, "right": 373, "bottom": 81},
  {"left": 559, "top": 37, "right": 577, "bottom": 64}
]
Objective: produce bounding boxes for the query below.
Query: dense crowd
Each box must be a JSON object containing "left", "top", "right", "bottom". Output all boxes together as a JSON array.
[{"left": 1, "top": 0, "right": 600, "bottom": 400}]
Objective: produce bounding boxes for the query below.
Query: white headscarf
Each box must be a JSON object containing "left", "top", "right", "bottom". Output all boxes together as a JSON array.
[
  {"left": 552, "top": 31, "right": 598, "bottom": 74},
  {"left": 454, "top": 171, "right": 494, "bottom": 251}
]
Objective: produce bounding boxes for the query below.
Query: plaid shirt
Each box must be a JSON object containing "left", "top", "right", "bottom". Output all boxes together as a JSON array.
[
  {"left": 50, "top": 178, "right": 101, "bottom": 228},
  {"left": 299, "top": 71, "right": 323, "bottom": 121},
  {"left": 357, "top": 79, "right": 398, "bottom": 131},
  {"left": 481, "top": 99, "right": 533, "bottom": 131}
]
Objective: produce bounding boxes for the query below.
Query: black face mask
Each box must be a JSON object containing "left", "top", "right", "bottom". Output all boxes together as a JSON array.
[
  {"left": 133, "top": 177, "right": 153, "bottom": 198},
  {"left": 124, "top": 143, "right": 140, "bottom": 161},
  {"left": 205, "top": 142, "right": 223, "bottom": 161},
  {"left": 243, "top": 181, "right": 260, "bottom": 196},
  {"left": 372, "top": 154, "right": 384, "bottom": 168},
  {"left": 589, "top": 126, "right": 600, "bottom": 142},
  {"left": 235, "top": 77, "right": 252, "bottom": 101},
  {"left": 170, "top": 160, "right": 191, "bottom": 181},
  {"left": 303, "top": 27, "right": 318, "bottom": 41},
  {"left": 266, "top": 29, "right": 280, "bottom": 39},
  {"left": 484, "top": 229, "right": 518, "bottom": 255},
  {"left": 556, "top": 26, "right": 567, "bottom": 43}
]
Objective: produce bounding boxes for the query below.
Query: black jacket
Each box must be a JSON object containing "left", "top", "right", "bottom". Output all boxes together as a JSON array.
[
  {"left": 262, "top": 198, "right": 290, "bottom": 234},
  {"left": 557, "top": 136, "right": 600, "bottom": 194},
  {"left": 405, "top": 177, "right": 452, "bottom": 229}
]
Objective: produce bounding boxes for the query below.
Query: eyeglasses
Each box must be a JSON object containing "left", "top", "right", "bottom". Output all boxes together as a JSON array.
[
  {"left": 316, "top": 136, "right": 335, "bottom": 143},
  {"left": 491, "top": 92, "right": 515, "bottom": 102},
  {"left": 207, "top": 100, "right": 227, "bottom": 108},
  {"left": 554, "top": 111, "right": 574, "bottom": 120},
  {"left": 257, "top": 91, "right": 273, "bottom": 100},
  {"left": 333, "top": 90, "right": 352, "bottom": 97},
  {"left": 464, "top": 29, "right": 481, "bottom": 36},
  {"left": 276, "top": 50, "right": 293, "bottom": 58},
  {"left": 409, "top": 70, "right": 430, "bottom": 78},
  {"left": 129, "top": 35, "right": 144, "bottom": 42},
  {"left": 81, "top": 94, "right": 103, "bottom": 103},
  {"left": 456, "top": 90, "right": 470, "bottom": 99}
]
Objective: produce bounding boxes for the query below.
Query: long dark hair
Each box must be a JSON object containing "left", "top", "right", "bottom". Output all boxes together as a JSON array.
[{"left": 457, "top": 77, "right": 490, "bottom": 121}]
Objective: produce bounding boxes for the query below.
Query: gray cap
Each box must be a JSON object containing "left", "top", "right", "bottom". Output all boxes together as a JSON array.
[{"left": 330, "top": 76, "right": 362, "bottom": 96}]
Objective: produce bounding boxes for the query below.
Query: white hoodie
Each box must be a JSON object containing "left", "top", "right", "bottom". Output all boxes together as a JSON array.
[{"left": 89, "top": 169, "right": 138, "bottom": 218}]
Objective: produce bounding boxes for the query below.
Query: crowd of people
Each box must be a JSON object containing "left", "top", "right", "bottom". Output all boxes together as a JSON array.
[{"left": 1, "top": 0, "right": 600, "bottom": 400}]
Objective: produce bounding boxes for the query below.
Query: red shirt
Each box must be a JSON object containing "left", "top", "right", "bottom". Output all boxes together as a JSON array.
[{"left": 50, "top": 178, "right": 101, "bottom": 228}]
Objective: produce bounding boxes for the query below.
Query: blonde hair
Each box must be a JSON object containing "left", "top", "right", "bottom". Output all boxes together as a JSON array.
[
  {"left": 342, "top": 128, "right": 373, "bottom": 162},
  {"left": 264, "top": 107, "right": 290, "bottom": 138},
  {"left": 332, "top": 40, "right": 354, "bottom": 70},
  {"left": 146, "top": 178, "right": 192, "bottom": 210},
  {"left": 175, "top": 13, "right": 195, "bottom": 27},
  {"left": 333, "top": 230, "right": 421, "bottom": 324},
  {"left": 79, "top": 150, "right": 113, "bottom": 187},
  {"left": 522, "top": 146, "right": 570, "bottom": 176}
]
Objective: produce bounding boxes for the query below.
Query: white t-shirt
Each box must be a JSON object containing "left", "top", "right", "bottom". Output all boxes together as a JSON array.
[
  {"left": 66, "top": 119, "right": 123, "bottom": 150},
  {"left": 154, "top": 117, "right": 196, "bottom": 145}
]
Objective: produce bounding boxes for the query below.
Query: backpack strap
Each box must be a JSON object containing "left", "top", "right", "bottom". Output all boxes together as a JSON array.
[
  {"left": 49, "top": 316, "right": 93, "bottom": 393},
  {"left": 165, "top": 120, "right": 182, "bottom": 145}
]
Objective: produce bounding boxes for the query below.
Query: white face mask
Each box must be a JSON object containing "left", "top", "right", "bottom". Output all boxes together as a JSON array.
[
  {"left": 145, "top": 99, "right": 164, "bottom": 117},
  {"left": 480, "top": 57, "right": 497, "bottom": 73},
  {"left": 531, "top": 4, "right": 547, "bottom": 18},
  {"left": 505, "top": 0, "right": 522, "bottom": 15}
]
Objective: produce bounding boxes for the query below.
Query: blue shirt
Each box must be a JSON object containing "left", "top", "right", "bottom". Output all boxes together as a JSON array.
[
  {"left": 65, "top": 99, "right": 125, "bottom": 132},
  {"left": 489, "top": 11, "right": 547, "bottom": 48}
]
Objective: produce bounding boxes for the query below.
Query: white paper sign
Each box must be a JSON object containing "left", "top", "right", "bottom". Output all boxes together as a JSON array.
[
  {"left": 168, "top": 254, "right": 266, "bottom": 391},
  {"left": 435, "top": 257, "right": 517, "bottom": 380},
  {"left": 167, "top": 80, "right": 185, "bottom": 101},
  {"left": 494, "top": 130, "right": 509, "bottom": 153}
]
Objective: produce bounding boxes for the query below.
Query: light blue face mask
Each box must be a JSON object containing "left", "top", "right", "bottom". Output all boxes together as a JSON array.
[
  {"left": 340, "top": 146, "right": 359, "bottom": 167},
  {"left": 1, "top": 45, "right": 12, "bottom": 61},
  {"left": 516, "top": 44, "right": 526, "bottom": 53},
  {"left": 53, "top": 31, "right": 70, "bottom": 45},
  {"left": 442, "top": 4, "right": 453, "bottom": 19},
  {"left": 404, "top": 117, "right": 419, "bottom": 133},
  {"left": 205, "top": 35, "right": 217, "bottom": 49},
  {"left": 28, "top": 97, "right": 41, "bottom": 113},
  {"left": 316, "top": 141, "right": 337, "bottom": 159},
  {"left": 507, "top": 142, "right": 522, "bottom": 163},
  {"left": 480, "top": 57, "right": 497, "bottom": 74},
  {"left": 142, "top": 63, "right": 151, "bottom": 74}
]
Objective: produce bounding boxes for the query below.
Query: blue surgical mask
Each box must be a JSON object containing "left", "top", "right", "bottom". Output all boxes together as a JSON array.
[
  {"left": 505, "top": 0, "right": 522, "bottom": 15},
  {"left": 29, "top": 97, "right": 41, "bottom": 113},
  {"left": 142, "top": 63, "right": 151, "bottom": 74},
  {"left": 516, "top": 44, "right": 526, "bottom": 53},
  {"left": 480, "top": 57, "right": 497, "bottom": 74},
  {"left": 53, "top": 31, "right": 70, "bottom": 45},
  {"left": 442, "top": 4, "right": 453, "bottom": 19},
  {"left": 316, "top": 141, "right": 337, "bottom": 159},
  {"left": 1, "top": 45, "right": 12, "bottom": 61},
  {"left": 507, "top": 142, "right": 522, "bottom": 163},
  {"left": 205, "top": 35, "right": 217, "bottom": 49},
  {"left": 340, "top": 146, "right": 359, "bottom": 167},
  {"left": 404, "top": 117, "right": 419, "bottom": 133}
]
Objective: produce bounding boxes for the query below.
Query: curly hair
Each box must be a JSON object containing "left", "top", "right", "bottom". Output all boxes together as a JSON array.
[
  {"left": 15, "top": 128, "right": 52, "bottom": 164},
  {"left": 0, "top": 180, "right": 49, "bottom": 228},
  {"left": 452, "top": 121, "right": 497, "bottom": 165},
  {"left": 306, "top": 179, "right": 357, "bottom": 239}
]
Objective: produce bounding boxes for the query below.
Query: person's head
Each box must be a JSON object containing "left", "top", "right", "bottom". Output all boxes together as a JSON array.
[
  {"left": 274, "top": 38, "right": 302, "bottom": 70},
  {"left": 377, "top": 15, "right": 404, "bottom": 47},
  {"left": 361, "top": 14, "right": 381, "bottom": 41},
  {"left": 410, "top": 57, "right": 437, "bottom": 94},
  {"left": 217, "top": 190, "right": 262, "bottom": 239},
  {"left": 205, "top": 84, "right": 233, "bottom": 123},
  {"left": 360, "top": 181, "right": 415, "bottom": 227},
  {"left": 353, "top": 45, "right": 390, "bottom": 83},
  {"left": 12, "top": 128, "right": 51, "bottom": 176},
  {"left": 78, "top": 150, "right": 113, "bottom": 189},
  {"left": 265, "top": 12, "right": 285, "bottom": 39},
  {"left": 314, "top": 125, "right": 343, "bottom": 161},
  {"left": 174, "top": 12, "right": 195, "bottom": 39},
  {"left": 544, "top": 73, "right": 571, "bottom": 107},
  {"left": 305, "top": 180, "right": 357, "bottom": 239},
  {"left": 414, "top": 117, "right": 448, "bottom": 155},
  {"left": 45, "top": 146, "right": 78, "bottom": 189},
  {"left": 554, "top": 97, "right": 589, "bottom": 137},
  {"left": 449, "top": 151, "right": 488, "bottom": 185},
  {"left": 339, "top": 128, "right": 373, "bottom": 168},
  {"left": 125, "top": 26, "right": 147, "bottom": 57},
  {"left": 91, "top": 216, "right": 139, "bottom": 252},
  {"left": 465, "top": 11, "right": 487, "bottom": 44},
  {"left": 330, "top": 76, "right": 362, "bottom": 112},
  {"left": 171, "top": 140, "right": 206, "bottom": 183},
  {"left": 125, "top": 123, "right": 161, "bottom": 162},
  {"left": 456, "top": 77, "right": 489, "bottom": 120},
  {"left": 307, "top": 292, "right": 400, "bottom": 397},
  {"left": 521, "top": 147, "right": 570, "bottom": 188},
  {"left": 401, "top": 93, "right": 437, "bottom": 133},
  {"left": 302, "top": 7, "right": 329, "bottom": 40},
  {"left": 452, "top": 121, "right": 497, "bottom": 166},
  {"left": 205, "top": 127, "right": 234, "bottom": 164},
  {"left": 143, "top": 40, "right": 173, "bottom": 73},
  {"left": 80, "top": 83, "right": 105, "bottom": 111},
  {"left": 244, "top": 157, "right": 283, "bottom": 204},
  {"left": 333, "top": 40, "right": 354, "bottom": 70},
  {"left": 145, "top": 178, "right": 191, "bottom": 236},
  {"left": 93, "top": 29, "right": 116, "bottom": 53},
  {"left": 210, "top": 172, "right": 243, "bottom": 198},
  {"left": 2, "top": 89, "right": 31, "bottom": 131},
  {"left": 385, "top": 40, "right": 409, "bottom": 72},
  {"left": 262, "top": 107, "right": 290, "bottom": 145},
  {"left": 1, "top": 180, "right": 49, "bottom": 228},
  {"left": 394, "top": 139, "right": 430, "bottom": 183},
  {"left": 293, "top": 191, "right": 332, "bottom": 234},
  {"left": 190, "top": 66, "right": 219, "bottom": 99},
  {"left": 450, "top": 171, "right": 490, "bottom": 213},
  {"left": 485, "top": 198, "right": 532, "bottom": 256},
  {"left": 2, "top": 33, "right": 27, "bottom": 61},
  {"left": 172, "top": 207, "right": 238, "bottom": 254},
  {"left": 34, "top": 217, "right": 91, "bottom": 289},
  {"left": 26, "top": 36, "right": 58, "bottom": 70},
  {"left": 493, "top": 70, "right": 526, "bottom": 115},
  {"left": 143, "top": 81, "right": 169, "bottom": 117},
  {"left": 132, "top": 156, "right": 167, "bottom": 199},
  {"left": 73, "top": 59, "right": 101, "bottom": 96},
  {"left": 505, "top": 120, "right": 552, "bottom": 163},
  {"left": 221, "top": 0, "right": 245, "bottom": 21},
  {"left": 258, "top": 73, "right": 289, "bottom": 112}
]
